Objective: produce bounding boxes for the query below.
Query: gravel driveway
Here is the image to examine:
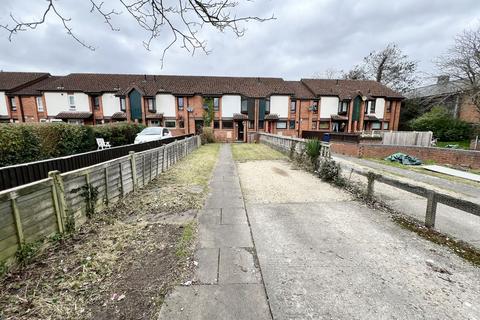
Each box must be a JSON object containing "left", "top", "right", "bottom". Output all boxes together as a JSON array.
[{"left": 238, "top": 159, "right": 480, "bottom": 319}]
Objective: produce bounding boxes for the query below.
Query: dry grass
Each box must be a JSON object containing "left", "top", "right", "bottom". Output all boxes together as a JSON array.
[
  {"left": 0, "top": 143, "right": 220, "bottom": 320},
  {"left": 231, "top": 143, "right": 287, "bottom": 162}
]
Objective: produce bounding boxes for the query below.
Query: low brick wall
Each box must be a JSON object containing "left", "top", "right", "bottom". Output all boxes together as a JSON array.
[{"left": 331, "top": 142, "right": 480, "bottom": 169}]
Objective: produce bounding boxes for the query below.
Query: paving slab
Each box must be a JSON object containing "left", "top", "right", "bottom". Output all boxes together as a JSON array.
[
  {"left": 195, "top": 248, "right": 219, "bottom": 284},
  {"left": 197, "top": 208, "right": 221, "bottom": 225},
  {"left": 158, "top": 284, "right": 271, "bottom": 320},
  {"left": 198, "top": 224, "right": 253, "bottom": 248},
  {"left": 221, "top": 207, "right": 248, "bottom": 225},
  {"left": 219, "top": 247, "right": 261, "bottom": 284},
  {"left": 423, "top": 164, "right": 480, "bottom": 182}
]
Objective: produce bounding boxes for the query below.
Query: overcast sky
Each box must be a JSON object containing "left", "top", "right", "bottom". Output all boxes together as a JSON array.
[{"left": 1, "top": 0, "right": 479, "bottom": 85}]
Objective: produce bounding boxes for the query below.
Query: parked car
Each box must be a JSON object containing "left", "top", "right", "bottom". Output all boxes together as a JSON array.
[{"left": 134, "top": 127, "right": 172, "bottom": 144}]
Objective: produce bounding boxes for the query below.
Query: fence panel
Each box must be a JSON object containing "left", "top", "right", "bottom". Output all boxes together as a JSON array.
[
  {"left": 0, "top": 136, "right": 200, "bottom": 264},
  {"left": 382, "top": 131, "right": 432, "bottom": 147}
]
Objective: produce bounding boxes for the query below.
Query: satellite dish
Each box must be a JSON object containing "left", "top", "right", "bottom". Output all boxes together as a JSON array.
[{"left": 362, "top": 96, "right": 367, "bottom": 101}]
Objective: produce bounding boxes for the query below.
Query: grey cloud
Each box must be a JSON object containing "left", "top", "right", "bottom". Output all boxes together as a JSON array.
[{"left": 1, "top": 0, "right": 480, "bottom": 85}]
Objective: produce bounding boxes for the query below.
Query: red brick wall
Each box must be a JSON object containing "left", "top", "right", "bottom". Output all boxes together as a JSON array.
[
  {"left": 331, "top": 142, "right": 480, "bottom": 169},
  {"left": 459, "top": 98, "right": 480, "bottom": 123}
]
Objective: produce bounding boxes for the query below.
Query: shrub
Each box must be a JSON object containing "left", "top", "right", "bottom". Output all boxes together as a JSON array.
[
  {"left": 409, "top": 106, "right": 472, "bottom": 141},
  {"left": 305, "top": 139, "right": 322, "bottom": 168},
  {"left": 200, "top": 127, "right": 215, "bottom": 144},
  {"left": 0, "top": 124, "right": 41, "bottom": 166},
  {"left": 318, "top": 158, "right": 342, "bottom": 183}
]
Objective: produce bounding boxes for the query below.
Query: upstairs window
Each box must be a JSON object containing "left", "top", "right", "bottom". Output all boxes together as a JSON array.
[
  {"left": 338, "top": 100, "right": 348, "bottom": 113},
  {"left": 68, "top": 94, "right": 75, "bottom": 111},
  {"left": 177, "top": 97, "right": 184, "bottom": 111},
  {"left": 265, "top": 99, "right": 270, "bottom": 114},
  {"left": 367, "top": 100, "right": 376, "bottom": 113},
  {"left": 386, "top": 100, "right": 392, "bottom": 113},
  {"left": 312, "top": 100, "right": 319, "bottom": 114},
  {"left": 120, "top": 97, "right": 126, "bottom": 111},
  {"left": 213, "top": 98, "right": 219, "bottom": 111},
  {"left": 241, "top": 97, "right": 248, "bottom": 113},
  {"left": 36, "top": 97, "right": 44, "bottom": 112},
  {"left": 9, "top": 97, "right": 16, "bottom": 111},
  {"left": 290, "top": 100, "right": 296, "bottom": 113},
  {"left": 146, "top": 98, "right": 156, "bottom": 112},
  {"left": 92, "top": 96, "right": 100, "bottom": 110}
]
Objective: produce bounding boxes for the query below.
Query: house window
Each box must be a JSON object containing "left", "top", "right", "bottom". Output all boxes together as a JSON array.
[
  {"left": 146, "top": 98, "right": 156, "bottom": 112},
  {"left": 149, "top": 120, "right": 160, "bottom": 127},
  {"left": 265, "top": 99, "right": 270, "bottom": 114},
  {"left": 248, "top": 120, "right": 254, "bottom": 129},
  {"left": 9, "top": 97, "right": 16, "bottom": 111},
  {"left": 213, "top": 98, "right": 219, "bottom": 111},
  {"left": 312, "top": 121, "right": 317, "bottom": 130},
  {"left": 386, "top": 100, "right": 392, "bottom": 113},
  {"left": 177, "top": 97, "right": 184, "bottom": 111},
  {"left": 36, "top": 97, "right": 44, "bottom": 112},
  {"left": 179, "top": 120, "right": 185, "bottom": 128},
  {"left": 367, "top": 100, "right": 376, "bottom": 113},
  {"left": 120, "top": 97, "right": 126, "bottom": 111},
  {"left": 383, "top": 122, "right": 389, "bottom": 130},
  {"left": 338, "top": 100, "right": 348, "bottom": 113},
  {"left": 289, "top": 120, "right": 295, "bottom": 129},
  {"left": 214, "top": 120, "right": 220, "bottom": 129},
  {"left": 241, "top": 98, "right": 248, "bottom": 113},
  {"left": 290, "top": 100, "right": 296, "bottom": 113},
  {"left": 372, "top": 122, "right": 381, "bottom": 130},
  {"left": 277, "top": 121, "right": 287, "bottom": 129},
  {"left": 258, "top": 120, "right": 264, "bottom": 129},
  {"left": 40, "top": 118, "right": 48, "bottom": 123},
  {"left": 92, "top": 96, "right": 100, "bottom": 110},
  {"left": 312, "top": 100, "right": 319, "bottom": 114},
  {"left": 319, "top": 121, "right": 330, "bottom": 130},
  {"left": 68, "top": 95, "right": 75, "bottom": 111},
  {"left": 222, "top": 120, "right": 233, "bottom": 129},
  {"left": 68, "top": 119, "right": 83, "bottom": 125},
  {"left": 165, "top": 120, "right": 176, "bottom": 128}
]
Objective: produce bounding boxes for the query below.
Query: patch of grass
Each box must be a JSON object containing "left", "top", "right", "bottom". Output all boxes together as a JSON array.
[
  {"left": 176, "top": 222, "right": 196, "bottom": 258},
  {"left": 436, "top": 140, "right": 471, "bottom": 150},
  {"left": 232, "top": 143, "right": 287, "bottom": 162}
]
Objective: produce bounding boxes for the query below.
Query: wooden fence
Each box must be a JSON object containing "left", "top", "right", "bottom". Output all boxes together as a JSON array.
[
  {"left": 0, "top": 136, "right": 201, "bottom": 263},
  {"left": 382, "top": 131, "right": 433, "bottom": 147},
  {"left": 258, "top": 132, "right": 331, "bottom": 157},
  {"left": 0, "top": 134, "right": 193, "bottom": 192}
]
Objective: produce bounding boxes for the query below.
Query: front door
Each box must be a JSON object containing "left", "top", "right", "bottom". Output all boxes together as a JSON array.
[
  {"left": 237, "top": 121, "right": 244, "bottom": 141},
  {"left": 195, "top": 120, "right": 203, "bottom": 134},
  {"left": 129, "top": 89, "right": 142, "bottom": 122}
]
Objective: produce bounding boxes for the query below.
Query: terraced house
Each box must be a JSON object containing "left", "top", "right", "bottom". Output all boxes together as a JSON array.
[{"left": 1, "top": 71, "right": 404, "bottom": 141}]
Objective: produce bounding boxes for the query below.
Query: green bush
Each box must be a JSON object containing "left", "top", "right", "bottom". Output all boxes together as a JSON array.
[
  {"left": 318, "top": 158, "right": 342, "bottom": 183},
  {"left": 0, "top": 122, "right": 145, "bottom": 167},
  {"left": 200, "top": 127, "right": 215, "bottom": 144},
  {"left": 409, "top": 106, "right": 473, "bottom": 141},
  {"left": 305, "top": 139, "right": 322, "bottom": 168}
]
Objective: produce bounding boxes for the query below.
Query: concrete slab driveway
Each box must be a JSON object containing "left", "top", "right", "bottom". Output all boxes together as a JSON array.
[{"left": 239, "top": 160, "right": 480, "bottom": 320}]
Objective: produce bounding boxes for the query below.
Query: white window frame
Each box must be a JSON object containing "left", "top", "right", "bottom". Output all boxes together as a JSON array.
[
  {"left": 10, "top": 97, "right": 16, "bottom": 111},
  {"left": 371, "top": 122, "right": 381, "bottom": 130},
  {"left": 68, "top": 95, "right": 76, "bottom": 111},
  {"left": 120, "top": 97, "right": 126, "bottom": 111},
  {"left": 383, "top": 122, "right": 389, "bottom": 130},
  {"left": 149, "top": 120, "right": 160, "bottom": 127},
  {"left": 147, "top": 98, "right": 156, "bottom": 112},
  {"left": 164, "top": 120, "right": 176, "bottom": 128},
  {"left": 276, "top": 121, "right": 287, "bottom": 129},
  {"left": 36, "top": 97, "right": 44, "bottom": 112},
  {"left": 68, "top": 119, "right": 83, "bottom": 125}
]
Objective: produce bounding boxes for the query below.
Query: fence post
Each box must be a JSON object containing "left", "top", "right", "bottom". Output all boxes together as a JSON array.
[
  {"left": 150, "top": 152, "right": 153, "bottom": 181},
  {"left": 366, "top": 172, "right": 375, "bottom": 199},
  {"left": 49, "top": 171, "right": 64, "bottom": 233},
  {"left": 156, "top": 149, "right": 160, "bottom": 177},
  {"left": 129, "top": 151, "right": 138, "bottom": 192},
  {"left": 162, "top": 146, "right": 166, "bottom": 172},
  {"left": 104, "top": 167, "right": 109, "bottom": 205},
  {"left": 49, "top": 170, "right": 67, "bottom": 233},
  {"left": 142, "top": 154, "right": 146, "bottom": 186},
  {"left": 119, "top": 162, "right": 124, "bottom": 197},
  {"left": 425, "top": 191, "right": 437, "bottom": 228},
  {"left": 10, "top": 193, "right": 24, "bottom": 248}
]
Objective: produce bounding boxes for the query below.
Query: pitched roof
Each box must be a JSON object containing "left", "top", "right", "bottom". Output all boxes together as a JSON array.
[
  {"left": 56, "top": 111, "right": 92, "bottom": 119},
  {"left": 405, "top": 80, "right": 467, "bottom": 99},
  {"left": 11, "top": 76, "right": 62, "bottom": 96},
  {"left": 285, "top": 81, "right": 316, "bottom": 99},
  {"left": 301, "top": 79, "right": 404, "bottom": 100},
  {"left": 0, "top": 72, "right": 50, "bottom": 91},
  {"left": 40, "top": 73, "right": 293, "bottom": 97}
]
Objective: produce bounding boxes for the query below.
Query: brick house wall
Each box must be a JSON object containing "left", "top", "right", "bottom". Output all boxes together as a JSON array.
[{"left": 459, "top": 96, "right": 480, "bottom": 124}]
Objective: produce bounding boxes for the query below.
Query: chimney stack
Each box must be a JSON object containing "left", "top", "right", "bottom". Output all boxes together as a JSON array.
[{"left": 437, "top": 75, "right": 450, "bottom": 85}]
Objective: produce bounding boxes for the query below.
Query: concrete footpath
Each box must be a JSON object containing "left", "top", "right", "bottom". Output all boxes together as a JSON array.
[
  {"left": 333, "top": 155, "right": 480, "bottom": 249},
  {"left": 159, "top": 145, "right": 272, "bottom": 320}
]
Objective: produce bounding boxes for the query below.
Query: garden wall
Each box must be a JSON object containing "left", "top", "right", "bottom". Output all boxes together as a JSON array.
[
  {"left": 331, "top": 142, "right": 480, "bottom": 169},
  {"left": 0, "top": 136, "right": 201, "bottom": 264}
]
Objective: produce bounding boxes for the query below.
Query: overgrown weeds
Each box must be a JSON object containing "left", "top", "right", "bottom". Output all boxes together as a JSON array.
[{"left": 305, "top": 139, "right": 322, "bottom": 169}]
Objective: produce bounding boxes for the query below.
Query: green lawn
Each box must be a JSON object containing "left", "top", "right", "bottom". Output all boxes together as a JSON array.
[
  {"left": 231, "top": 143, "right": 287, "bottom": 162},
  {"left": 436, "top": 140, "right": 471, "bottom": 150}
]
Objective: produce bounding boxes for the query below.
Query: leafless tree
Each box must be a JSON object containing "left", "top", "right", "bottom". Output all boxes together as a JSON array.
[
  {"left": 1, "top": 0, "right": 273, "bottom": 66},
  {"left": 437, "top": 26, "right": 480, "bottom": 113},
  {"left": 343, "top": 43, "right": 418, "bottom": 92}
]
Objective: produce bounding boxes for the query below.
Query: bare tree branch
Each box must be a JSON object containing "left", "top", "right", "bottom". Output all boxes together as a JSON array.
[{"left": 0, "top": 0, "right": 274, "bottom": 67}]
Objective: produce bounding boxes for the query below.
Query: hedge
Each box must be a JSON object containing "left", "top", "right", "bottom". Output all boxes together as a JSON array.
[{"left": 0, "top": 123, "right": 145, "bottom": 167}]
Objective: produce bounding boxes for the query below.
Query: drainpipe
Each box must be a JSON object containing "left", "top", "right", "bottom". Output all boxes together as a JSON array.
[{"left": 297, "top": 101, "right": 302, "bottom": 138}]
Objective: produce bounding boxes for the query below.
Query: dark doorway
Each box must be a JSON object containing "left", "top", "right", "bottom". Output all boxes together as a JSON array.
[
  {"left": 195, "top": 120, "right": 203, "bottom": 134},
  {"left": 237, "top": 121, "right": 244, "bottom": 141},
  {"left": 129, "top": 89, "right": 142, "bottom": 122}
]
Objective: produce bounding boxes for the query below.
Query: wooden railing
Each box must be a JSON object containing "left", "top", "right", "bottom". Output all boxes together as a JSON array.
[{"left": 0, "top": 136, "right": 201, "bottom": 263}]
